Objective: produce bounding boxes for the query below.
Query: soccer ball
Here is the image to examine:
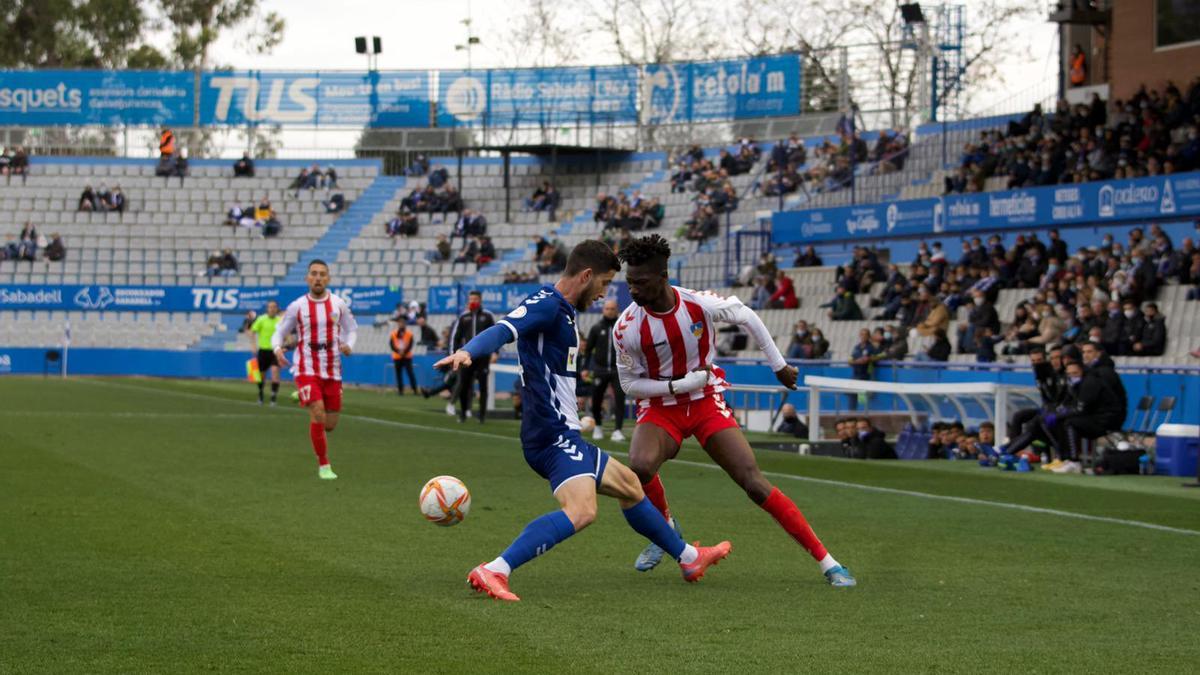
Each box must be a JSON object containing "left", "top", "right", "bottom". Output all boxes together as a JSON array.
[
  {"left": 579, "top": 415, "right": 596, "bottom": 434},
  {"left": 419, "top": 475, "right": 471, "bottom": 526}
]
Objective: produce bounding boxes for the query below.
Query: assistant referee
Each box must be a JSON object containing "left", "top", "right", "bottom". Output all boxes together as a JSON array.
[{"left": 249, "top": 300, "right": 283, "bottom": 405}]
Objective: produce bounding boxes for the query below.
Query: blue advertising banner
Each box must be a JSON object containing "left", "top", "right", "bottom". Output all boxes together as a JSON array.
[
  {"left": 772, "top": 198, "right": 941, "bottom": 244},
  {"left": 201, "top": 71, "right": 429, "bottom": 127},
  {"left": 645, "top": 55, "right": 801, "bottom": 125},
  {"left": 426, "top": 284, "right": 542, "bottom": 314},
  {"left": 0, "top": 70, "right": 193, "bottom": 126},
  {"left": 0, "top": 285, "right": 402, "bottom": 313},
  {"left": 436, "top": 65, "right": 638, "bottom": 128},
  {"left": 773, "top": 172, "right": 1200, "bottom": 244}
]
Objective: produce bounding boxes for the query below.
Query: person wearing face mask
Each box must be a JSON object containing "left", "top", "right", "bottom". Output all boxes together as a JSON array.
[
  {"left": 786, "top": 320, "right": 813, "bottom": 359},
  {"left": 448, "top": 290, "right": 498, "bottom": 423},
  {"left": 1053, "top": 347, "right": 1127, "bottom": 474},
  {"left": 958, "top": 290, "right": 1000, "bottom": 353},
  {"left": 1100, "top": 300, "right": 1124, "bottom": 355},
  {"left": 1118, "top": 301, "right": 1144, "bottom": 356},
  {"left": 1130, "top": 253, "right": 1159, "bottom": 302},
  {"left": 1131, "top": 302, "right": 1166, "bottom": 356},
  {"left": 850, "top": 418, "right": 896, "bottom": 460},
  {"left": 1001, "top": 346, "right": 1068, "bottom": 462}
]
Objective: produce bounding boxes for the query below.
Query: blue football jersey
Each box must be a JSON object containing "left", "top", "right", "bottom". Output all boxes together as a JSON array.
[{"left": 496, "top": 285, "right": 582, "bottom": 451}]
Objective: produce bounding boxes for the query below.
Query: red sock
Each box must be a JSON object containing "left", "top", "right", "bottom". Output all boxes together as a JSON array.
[
  {"left": 641, "top": 474, "right": 671, "bottom": 520},
  {"left": 760, "top": 487, "right": 828, "bottom": 562},
  {"left": 309, "top": 422, "right": 329, "bottom": 466}
]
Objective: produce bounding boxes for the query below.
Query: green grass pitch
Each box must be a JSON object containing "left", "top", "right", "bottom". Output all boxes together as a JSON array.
[{"left": 2, "top": 376, "right": 1198, "bottom": 673}]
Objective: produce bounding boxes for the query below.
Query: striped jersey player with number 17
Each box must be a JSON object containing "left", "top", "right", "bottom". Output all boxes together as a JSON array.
[
  {"left": 272, "top": 259, "right": 358, "bottom": 481},
  {"left": 614, "top": 235, "right": 855, "bottom": 587}
]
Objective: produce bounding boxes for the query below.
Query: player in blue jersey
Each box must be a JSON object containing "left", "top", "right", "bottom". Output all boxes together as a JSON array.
[{"left": 436, "top": 240, "right": 732, "bottom": 602}]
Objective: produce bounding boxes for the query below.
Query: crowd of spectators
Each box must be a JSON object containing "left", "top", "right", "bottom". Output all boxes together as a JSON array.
[
  {"left": 1, "top": 222, "right": 44, "bottom": 262},
  {"left": 288, "top": 163, "right": 338, "bottom": 196},
  {"left": 523, "top": 181, "right": 561, "bottom": 221},
  {"left": 946, "top": 79, "right": 1200, "bottom": 194},
  {"left": 759, "top": 129, "right": 908, "bottom": 198},
  {"left": 77, "top": 185, "right": 126, "bottom": 213},
  {"left": 832, "top": 417, "right": 896, "bottom": 459},
  {"left": 816, "top": 223, "right": 1196, "bottom": 365},
  {"left": 595, "top": 191, "right": 664, "bottom": 232},
  {"left": 454, "top": 234, "right": 496, "bottom": 270},
  {"left": 401, "top": 166, "right": 462, "bottom": 223}
]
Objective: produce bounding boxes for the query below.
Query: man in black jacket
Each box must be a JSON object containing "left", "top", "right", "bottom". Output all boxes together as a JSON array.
[
  {"left": 851, "top": 419, "right": 896, "bottom": 459},
  {"left": 1051, "top": 344, "right": 1128, "bottom": 472},
  {"left": 1002, "top": 346, "right": 1068, "bottom": 459},
  {"left": 448, "top": 290, "right": 496, "bottom": 423},
  {"left": 1130, "top": 302, "right": 1167, "bottom": 356},
  {"left": 958, "top": 289, "right": 1001, "bottom": 353},
  {"left": 580, "top": 299, "right": 626, "bottom": 442}
]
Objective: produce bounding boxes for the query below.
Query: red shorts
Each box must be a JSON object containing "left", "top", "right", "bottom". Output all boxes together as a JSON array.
[
  {"left": 635, "top": 393, "right": 739, "bottom": 447},
  {"left": 296, "top": 376, "right": 343, "bottom": 412}
]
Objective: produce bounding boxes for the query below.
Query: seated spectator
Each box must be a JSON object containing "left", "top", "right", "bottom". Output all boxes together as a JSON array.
[
  {"left": 156, "top": 149, "right": 188, "bottom": 181},
  {"left": 233, "top": 153, "right": 255, "bottom": 177},
  {"left": 78, "top": 186, "right": 97, "bottom": 211},
  {"left": 794, "top": 245, "right": 822, "bottom": 267},
  {"left": 809, "top": 328, "right": 830, "bottom": 359},
  {"left": 289, "top": 167, "right": 311, "bottom": 196},
  {"left": 11, "top": 146, "right": 28, "bottom": 176},
  {"left": 1129, "top": 302, "right": 1166, "bottom": 356},
  {"left": 915, "top": 328, "right": 951, "bottom": 362},
  {"left": 323, "top": 165, "right": 338, "bottom": 190},
  {"left": 821, "top": 285, "right": 863, "bottom": 321},
  {"left": 386, "top": 209, "right": 419, "bottom": 239},
  {"left": 1, "top": 234, "right": 18, "bottom": 261},
  {"left": 684, "top": 205, "right": 719, "bottom": 242},
  {"left": 42, "top": 233, "right": 66, "bottom": 262},
  {"left": 427, "top": 165, "right": 449, "bottom": 189},
  {"left": 454, "top": 209, "right": 488, "bottom": 241},
  {"left": 476, "top": 235, "right": 496, "bottom": 269},
  {"left": 453, "top": 236, "right": 479, "bottom": 265},
  {"left": 775, "top": 403, "right": 809, "bottom": 438},
  {"left": 17, "top": 222, "right": 37, "bottom": 261},
  {"left": 850, "top": 418, "right": 896, "bottom": 460},
  {"left": 436, "top": 185, "right": 464, "bottom": 223},
  {"left": 414, "top": 316, "right": 438, "bottom": 347},
  {"left": 426, "top": 234, "right": 452, "bottom": 263},
  {"left": 206, "top": 249, "right": 239, "bottom": 277},
  {"left": 767, "top": 270, "right": 799, "bottom": 309},
  {"left": 106, "top": 185, "right": 126, "bottom": 213},
  {"left": 786, "top": 320, "right": 813, "bottom": 359},
  {"left": 407, "top": 154, "right": 429, "bottom": 177},
  {"left": 973, "top": 325, "right": 1003, "bottom": 363},
  {"left": 537, "top": 240, "right": 567, "bottom": 275},
  {"left": 323, "top": 193, "right": 346, "bottom": 213}
]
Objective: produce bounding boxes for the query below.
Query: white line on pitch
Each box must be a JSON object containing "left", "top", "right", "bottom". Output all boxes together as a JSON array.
[{"left": 78, "top": 378, "right": 1200, "bottom": 538}]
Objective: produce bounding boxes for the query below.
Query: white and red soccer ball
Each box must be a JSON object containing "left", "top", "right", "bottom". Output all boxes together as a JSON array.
[{"left": 419, "top": 475, "right": 471, "bottom": 526}]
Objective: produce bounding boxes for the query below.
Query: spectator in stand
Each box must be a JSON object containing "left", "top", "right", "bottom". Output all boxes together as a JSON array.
[
  {"left": 767, "top": 270, "right": 799, "bottom": 309},
  {"left": 849, "top": 329, "right": 879, "bottom": 408},
  {"left": 17, "top": 222, "right": 37, "bottom": 261},
  {"left": 774, "top": 403, "right": 809, "bottom": 438},
  {"left": 1, "top": 234, "right": 18, "bottom": 261},
  {"left": 786, "top": 320, "right": 812, "bottom": 359},
  {"left": 78, "top": 186, "right": 97, "bottom": 211},
  {"left": 407, "top": 154, "right": 429, "bottom": 177},
  {"left": 158, "top": 127, "right": 175, "bottom": 159},
  {"left": 233, "top": 153, "right": 255, "bottom": 177},
  {"left": 387, "top": 208, "right": 419, "bottom": 240},
  {"left": 454, "top": 209, "right": 487, "bottom": 242},
  {"left": 914, "top": 328, "right": 951, "bottom": 362},
  {"left": 794, "top": 245, "right": 822, "bottom": 267},
  {"left": 453, "top": 236, "right": 480, "bottom": 266},
  {"left": 324, "top": 165, "right": 338, "bottom": 190},
  {"left": 809, "top": 328, "right": 830, "bottom": 359},
  {"left": 537, "top": 239, "right": 567, "bottom": 275},
  {"left": 107, "top": 186, "right": 126, "bottom": 213},
  {"left": 684, "top": 205, "right": 719, "bottom": 242},
  {"left": 1130, "top": 302, "right": 1167, "bottom": 356},
  {"left": 205, "top": 249, "right": 239, "bottom": 277},
  {"left": 822, "top": 284, "right": 863, "bottom": 321},
  {"left": 909, "top": 286, "right": 949, "bottom": 350},
  {"left": 413, "top": 316, "right": 439, "bottom": 348},
  {"left": 958, "top": 289, "right": 1000, "bottom": 353},
  {"left": 427, "top": 164, "right": 449, "bottom": 189},
  {"left": 289, "top": 167, "right": 310, "bottom": 197},
  {"left": 322, "top": 192, "right": 345, "bottom": 213},
  {"left": 42, "top": 233, "right": 65, "bottom": 262},
  {"left": 476, "top": 235, "right": 496, "bottom": 270}
]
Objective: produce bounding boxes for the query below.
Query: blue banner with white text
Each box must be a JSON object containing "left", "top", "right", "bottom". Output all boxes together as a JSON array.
[
  {"left": 772, "top": 172, "right": 1200, "bottom": 244},
  {"left": 0, "top": 285, "right": 402, "bottom": 313},
  {"left": 644, "top": 55, "right": 801, "bottom": 125},
  {"left": 201, "top": 70, "right": 430, "bottom": 127},
  {"left": 0, "top": 70, "right": 193, "bottom": 126},
  {"left": 436, "top": 65, "right": 638, "bottom": 128}
]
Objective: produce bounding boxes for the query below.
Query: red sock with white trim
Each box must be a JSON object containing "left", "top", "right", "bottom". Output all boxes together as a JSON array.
[
  {"left": 641, "top": 474, "right": 671, "bottom": 520},
  {"left": 760, "top": 487, "right": 835, "bottom": 569},
  {"left": 309, "top": 422, "right": 329, "bottom": 466}
]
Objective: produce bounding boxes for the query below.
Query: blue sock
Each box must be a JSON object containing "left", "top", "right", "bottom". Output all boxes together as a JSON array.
[
  {"left": 622, "top": 497, "right": 685, "bottom": 560},
  {"left": 499, "top": 510, "right": 576, "bottom": 572}
]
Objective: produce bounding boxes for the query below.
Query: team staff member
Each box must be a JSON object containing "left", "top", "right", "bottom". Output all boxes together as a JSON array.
[
  {"left": 448, "top": 290, "right": 496, "bottom": 423},
  {"left": 248, "top": 300, "right": 283, "bottom": 405},
  {"left": 581, "top": 299, "right": 626, "bottom": 441},
  {"left": 390, "top": 316, "right": 417, "bottom": 395}
]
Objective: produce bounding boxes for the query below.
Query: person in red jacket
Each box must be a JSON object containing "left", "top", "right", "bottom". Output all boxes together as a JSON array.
[{"left": 768, "top": 270, "right": 799, "bottom": 309}]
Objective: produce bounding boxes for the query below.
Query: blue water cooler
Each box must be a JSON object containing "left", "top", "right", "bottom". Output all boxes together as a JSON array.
[{"left": 1154, "top": 424, "right": 1200, "bottom": 477}]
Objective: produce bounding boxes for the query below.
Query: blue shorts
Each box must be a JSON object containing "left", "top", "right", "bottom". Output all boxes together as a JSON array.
[{"left": 523, "top": 430, "right": 611, "bottom": 494}]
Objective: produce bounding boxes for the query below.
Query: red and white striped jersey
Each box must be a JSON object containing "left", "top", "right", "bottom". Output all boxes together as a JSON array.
[
  {"left": 272, "top": 293, "right": 358, "bottom": 381},
  {"left": 614, "top": 286, "right": 784, "bottom": 409}
]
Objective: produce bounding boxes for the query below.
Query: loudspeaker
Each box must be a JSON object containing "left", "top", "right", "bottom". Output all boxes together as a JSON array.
[
  {"left": 900, "top": 3, "right": 925, "bottom": 24},
  {"left": 373, "top": 37, "right": 382, "bottom": 54},
  {"left": 355, "top": 36, "right": 367, "bottom": 54}
]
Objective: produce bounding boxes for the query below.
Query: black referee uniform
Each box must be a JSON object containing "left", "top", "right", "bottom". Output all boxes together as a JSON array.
[{"left": 449, "top": 304, "right": 496, "bottom": 422}]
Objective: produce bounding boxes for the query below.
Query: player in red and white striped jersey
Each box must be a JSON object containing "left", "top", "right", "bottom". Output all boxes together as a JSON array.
[
  {"left": 614, "top": 235, "right": 855, "bottom": 586},
  {"left": 272, "top": 259, "right": 358, "bottom": 480}
]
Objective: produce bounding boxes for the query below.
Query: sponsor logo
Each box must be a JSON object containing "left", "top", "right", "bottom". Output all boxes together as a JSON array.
[
  {"left": 1161, "top": 179, "right": 1176, "bottom": 214},
  {"left": 191, "top": 288, "right": 240, "bottom": 310},
  {"left": 845, "top": 210, "right": 881, "bottom": 235},
  {"left": 932, "top": 201, "right": 944, "bottom": 233},
  {"left": 988, "top": 192, "right": 1036, "bottom": 218},
  {"left": 800, "top": 218, "right": 833, "bottom": 238},
  {"left": 0, "top": 288, "right": 64, "bottom": 306},
  {"left": 73, "top": 286, "right": 115, "bottom": 309},
  {"left": 207, "top": 75, "right": 319, "bottom": 123},
  {"left": 643, "top": 64, "right": 682, "bottom": 124},
  {"left": 947, "top": 199, "right": 979, "bottom": 220},
  {"left": 444, "top": 76, "right": 487, "bottom": 122},
  {"left": 1099, "top": 181, "right": 1160, "bottom": 218},
  {"left": 507, "top": 305, "right": 528, "bottom": 319},
  {"left": 0, "top": 353, "right": 11, "bottom": 373},
  {"left": 886, "top": 203, "right": 898, "bottom": 231},
  {"left": 690, "top": 320, "right": 704, "bottom": 338},
  {"left": 0, "top": 83, "right": 83, "bottom": 113}
]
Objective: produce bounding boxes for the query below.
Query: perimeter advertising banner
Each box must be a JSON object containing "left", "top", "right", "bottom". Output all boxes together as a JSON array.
[
  {"left": 643, "top": 54, "right": 801, "bottom": 125},
  {"left": 772, "top": 172, "right": 1200, "bottom": 244},
  {"left": 200, "top": 70, "right": 430, "bottom": 127},
  {"left": 0, "top": 70, "right": 193, "bottom": 126},
  {"left": 436, "top": 65, "right": 638, "bottom": 128},
  {"left": 0, "top": 285, "right": 402, "bottom": 314}
]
